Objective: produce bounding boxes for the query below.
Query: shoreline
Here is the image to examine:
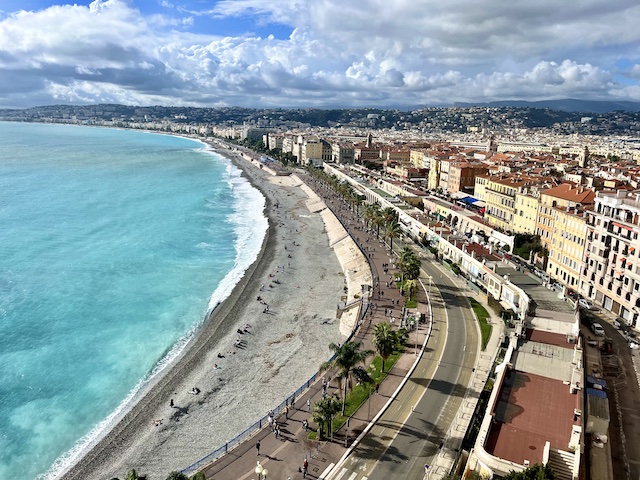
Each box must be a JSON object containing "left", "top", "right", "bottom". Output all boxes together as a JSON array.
[{"left": 61, "top": 140, "right": 357, "bottom": 479}]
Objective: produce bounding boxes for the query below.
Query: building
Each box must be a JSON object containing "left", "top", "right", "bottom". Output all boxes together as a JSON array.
[
  {"left": 582, "top": 190, "right": 640, "bottom": 328},
  {"left": 536, "top": 184, "right": 595, "bottom": 252}
]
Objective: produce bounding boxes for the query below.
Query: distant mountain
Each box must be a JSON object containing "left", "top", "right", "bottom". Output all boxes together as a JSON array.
[{"left": 452, "top": 99, "right": 640, "bottom": 114}]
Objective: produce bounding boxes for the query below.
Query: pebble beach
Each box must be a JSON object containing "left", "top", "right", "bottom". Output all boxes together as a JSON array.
[{"left": 61, "top": 145, "right": 361, "bottom": 480}]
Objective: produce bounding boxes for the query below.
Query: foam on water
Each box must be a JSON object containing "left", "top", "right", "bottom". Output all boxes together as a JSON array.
[{"left": 0, "top": 123, "right": 267, "bottom": 480}]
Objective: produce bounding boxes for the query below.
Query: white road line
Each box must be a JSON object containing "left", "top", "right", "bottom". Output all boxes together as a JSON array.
[{"left": 333, "top": 467, "right": 348, "bottom": 480}]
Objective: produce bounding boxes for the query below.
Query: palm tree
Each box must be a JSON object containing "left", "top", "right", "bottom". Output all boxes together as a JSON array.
[
  {"left": 398, "top": 248, "right": 421, "bottom": 282},
  {"left": 320, "top": 341, "right": 374, "bottom": 414},
  {"left": 404, "top": 278, "right": 418, "bottom": 301},
  {"left": 372, "top": 323, "right": 399, "bottom": 372},
  {"left": 165, "top": 472, "right": 189, "bottom": 480},
  {"left": 312, "top": 395, "right": 341, "bottom": 440},
  {"left": 384, "top": 220, "right": 402, "bottom": 251}
]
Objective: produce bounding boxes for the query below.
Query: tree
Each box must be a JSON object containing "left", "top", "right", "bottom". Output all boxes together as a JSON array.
[
  {"left": 190, "top": 472, "right": 206, "bottom": 480},
  {"left": 404, "top": 278, "right": 418, "bottom": 300},
  {"left": 312, "top": 395, "right": 341, "bottom": 440},
  {"left": 398, "top": 247, "right": 421, "bottom": 281},
  {"left": 503, "top": 463, "right": 556, "bottom": 480},
  {"left": 320, "top": 341, "right": 374, "bottom": 414},
  {"left": 165, "top": 472, "right": 189, "bottom": 480},
  {"left": 384, "top": 220, "right": 402, "bottom": 251},
  {"left": 372, "top": 322, "right": 406, "bottom": 372}
]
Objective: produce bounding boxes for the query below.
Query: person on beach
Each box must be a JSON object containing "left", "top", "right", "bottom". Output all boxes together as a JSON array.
[{"left": 170, "top": 399, "right": 174, "bottom": 408}]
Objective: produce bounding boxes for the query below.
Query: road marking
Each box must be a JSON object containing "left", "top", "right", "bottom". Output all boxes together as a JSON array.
[
  {"left": 333, "top": 467, "right": 348, "bottom": 480},
  {"left": 347, "top": 473, "right": 358, "bottom": 480}
]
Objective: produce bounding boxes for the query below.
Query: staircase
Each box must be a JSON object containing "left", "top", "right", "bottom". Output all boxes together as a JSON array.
[{"left": 547, "top": 448, "right": 576, "bottom": 480}]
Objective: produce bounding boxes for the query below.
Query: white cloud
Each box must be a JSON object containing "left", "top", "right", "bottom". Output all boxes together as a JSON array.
[{"left": 0, "top": 0, "right": 638, "bottom": 108}]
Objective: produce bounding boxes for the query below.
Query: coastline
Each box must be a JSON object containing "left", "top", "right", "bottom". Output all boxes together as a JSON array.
[{"left": 61, "top": 141, "right": 356, "bottom": 479}]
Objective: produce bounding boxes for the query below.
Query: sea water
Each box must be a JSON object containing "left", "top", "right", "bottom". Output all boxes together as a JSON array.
[{"left": 0, "top": 122, "right": 267, "bottom": 479}]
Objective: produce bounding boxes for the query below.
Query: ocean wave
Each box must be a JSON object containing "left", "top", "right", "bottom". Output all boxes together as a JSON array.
[{"left": 40, "top": 326, "right": 197, "bottom": 480}]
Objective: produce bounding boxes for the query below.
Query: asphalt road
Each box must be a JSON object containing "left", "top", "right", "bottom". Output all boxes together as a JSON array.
[
  {"left": 328, "top": 258, "right": 479, "bottom": 480},
  {"left": 595, "top": 317, "right": 640, "bottom": 480}
]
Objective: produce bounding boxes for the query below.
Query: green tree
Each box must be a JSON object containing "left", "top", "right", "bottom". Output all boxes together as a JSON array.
[
  {"left": 404, "top": 278, "right": 418, "bottom": 300},
  {"left": 190, "top": 472, "right": 206, "bottom": 480},
  {"left": 312, "top": 395, "right": 341, "bottom": 439},
  {"left": 363, "top": 203, "right": 381, "bottom": 230},
  {"left": 372, "top": 322, "right": 406, "bottom": 372},
  {"left": 384, "top": 220, "right": 402, "bottom": 252},
  {"left": 165, "top": 472, "right": 189, "bottom": 480},
  {"left": 503, "top": 463, "right": 556, "bottom": 480},
  {"left": 398, "top": 247, "right": 421, "bottom": 281},
  {"left": 320, "top": 341, "right": 374, "bottom": 414}
]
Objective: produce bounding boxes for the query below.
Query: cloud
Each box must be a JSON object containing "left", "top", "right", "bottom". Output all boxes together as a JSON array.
[{"left": 0, "top": 0, "right": 638, "bottom": 108}]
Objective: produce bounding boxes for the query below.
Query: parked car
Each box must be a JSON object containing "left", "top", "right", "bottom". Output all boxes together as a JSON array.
[
  {"left": 578, "top": 299, "right": 596, "bottom": 310},
  {"left": 591, "top": 322, "right": 606, "bottom": 336}
]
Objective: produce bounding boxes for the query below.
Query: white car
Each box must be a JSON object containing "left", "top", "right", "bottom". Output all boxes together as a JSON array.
[
  {"left": 578, "top": 299, "right": 595, "bottom": 310},
  {"left": 591, "top": 322, "right": 606, "bottom": 336}
]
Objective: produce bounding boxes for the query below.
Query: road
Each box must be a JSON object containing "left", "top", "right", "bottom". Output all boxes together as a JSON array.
[
  {"left": 595, "top": 317, "right": 640, "bottom": 480},
  {"left": 328, "top": 258, "right": 479, "bottom": 480}
]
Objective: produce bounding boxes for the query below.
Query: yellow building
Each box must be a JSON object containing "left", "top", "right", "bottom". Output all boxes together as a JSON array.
[
  {"left": 536, "top": 184, "right": 595, "bottom": 250},
  {"left": 547, "top": 207, "right": 589, "bottom": 289},
  {"left": 513, "top": 192, "right": 539, "bottom": 234},
  {"left": 477, "top": 175, "right": 540, "bottom": 232}
]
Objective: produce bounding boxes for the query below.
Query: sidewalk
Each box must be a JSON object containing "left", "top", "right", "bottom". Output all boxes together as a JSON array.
[{"left": 197, "top": 177, "right": 432, "bottom": 479}]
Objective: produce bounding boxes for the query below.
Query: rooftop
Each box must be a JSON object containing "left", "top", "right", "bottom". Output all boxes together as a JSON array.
[{"left": 486, "top": 370, "right": 580, "bottom": 465}]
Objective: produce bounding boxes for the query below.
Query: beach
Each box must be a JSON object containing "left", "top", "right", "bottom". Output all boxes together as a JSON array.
[{"left": 61, "top": 144, "right": 363, "bottom": 480}]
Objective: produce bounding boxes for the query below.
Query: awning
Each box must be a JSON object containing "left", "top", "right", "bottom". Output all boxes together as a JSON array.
[
  {"left": 461, "top": 196, "right": 480, "bottom": 205},
  {"left": 612, "top": 221, "right": 633, "bottom": 231}
]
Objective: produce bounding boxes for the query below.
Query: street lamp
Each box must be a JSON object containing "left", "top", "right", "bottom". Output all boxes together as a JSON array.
[
  {"left": 262, "top": 468, "right": 268, "bottom": 480},
  {"left": 255, "top": 461, "right": 263, "bottom": 479}
]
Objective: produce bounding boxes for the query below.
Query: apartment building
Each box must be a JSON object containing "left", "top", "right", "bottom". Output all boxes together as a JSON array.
[
  {"left": 547, "top": 206, "right": 590, "bottom": 291},
  {"left": 536, "top": 184, "right": 595, "bottom": 251},
  {"left": 513, "top": 191, "right": 539, "bottom": 234},
  {"left": 331, "top": 142, "right": 355, "bottom": 164},
  {"left": 583, "top": 190, "right": 640, "bottom": 328},
  {"left": 475, "top": 174, "right": 545, "bottom": 232},
  {"left": 446, "top": 161, "right": 489, "bottom": 194}
]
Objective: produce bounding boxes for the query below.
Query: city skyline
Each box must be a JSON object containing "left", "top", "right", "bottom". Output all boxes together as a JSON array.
[{"left": 1, "top": 0, "right": 639, "bottom": 109}]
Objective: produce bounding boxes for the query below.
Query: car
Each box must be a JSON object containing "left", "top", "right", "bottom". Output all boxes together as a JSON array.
[
  {"left": 591, "top": 322, "right": 606, "bottom": 336},
  {"left": 578, "top": 299, "right": 596, "bottom": 310}
]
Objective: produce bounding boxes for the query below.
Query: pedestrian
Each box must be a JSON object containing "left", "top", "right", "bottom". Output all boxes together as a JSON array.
[
  {"left": 256, "top": 440, "right": 261, "bottom": 456},
  {"left": 375, "top": 383, "right": 379, "bottom": 394},
  {"left": 285, "top": 405, "right": 290, "bottom": 420},
  {"left": 307, "top": 398, "right": 311, "bottom": 411},
  {"left": 275, "top": 425, "right": 280, "bottom": 438},
  {"left": 303, "top": 458, "right": 309, "bottom": 478},
  {"left": 303, "top": 419, "right": 308, "bottom": 431}
]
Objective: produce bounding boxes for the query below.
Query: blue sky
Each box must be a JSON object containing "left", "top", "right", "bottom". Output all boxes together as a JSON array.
[{"left": 0, "top": 0, "right": 639, "bottom": 109}]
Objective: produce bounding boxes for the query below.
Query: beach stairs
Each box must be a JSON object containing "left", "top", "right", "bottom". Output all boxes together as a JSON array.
[{"left": 547, "top": 448, "right": 576, "bottom": 480}]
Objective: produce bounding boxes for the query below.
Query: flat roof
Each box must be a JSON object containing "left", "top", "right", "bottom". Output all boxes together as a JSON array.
[
  {"left": 514, "top": 339, "right": 575, "bottom": 381},
  {"left": 486, "top": 371, "right": 580, "bottom": 465}
]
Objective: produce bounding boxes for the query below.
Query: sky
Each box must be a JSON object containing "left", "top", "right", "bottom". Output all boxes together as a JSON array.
[{"left": 0, "top": 0, "right": 639, "bottom": 109}]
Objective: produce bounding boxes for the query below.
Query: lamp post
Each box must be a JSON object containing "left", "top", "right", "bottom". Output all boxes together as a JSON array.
[
  {"left": 262, "top": 468, "right": 268, "bottom": 480},
  {"left": 255, "top": 461, "right": 263, "bottom": 479}
]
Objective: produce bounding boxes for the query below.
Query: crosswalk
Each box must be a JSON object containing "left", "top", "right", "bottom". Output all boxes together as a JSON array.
[{"left": 331, "top": 467, "right": 368, "bottom": 480}]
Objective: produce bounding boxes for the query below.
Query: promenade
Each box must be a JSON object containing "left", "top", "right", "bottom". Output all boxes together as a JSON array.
[{"left": 194, "top": 169, "right": 501, "bottom": 480}]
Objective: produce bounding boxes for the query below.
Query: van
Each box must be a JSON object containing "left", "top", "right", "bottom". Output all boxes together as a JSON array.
[{"left": 591, "top": 323, "right": 605, "bottom": 336}]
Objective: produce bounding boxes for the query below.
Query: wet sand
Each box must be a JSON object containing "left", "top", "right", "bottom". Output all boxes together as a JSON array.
[{"left": 61, "top": 145, "right": 357, "bottom": 480}]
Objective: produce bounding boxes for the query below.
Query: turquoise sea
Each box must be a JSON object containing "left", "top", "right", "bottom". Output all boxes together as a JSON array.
[{"left": 0, "top": 123, "right": 267, "bottom": 479}]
